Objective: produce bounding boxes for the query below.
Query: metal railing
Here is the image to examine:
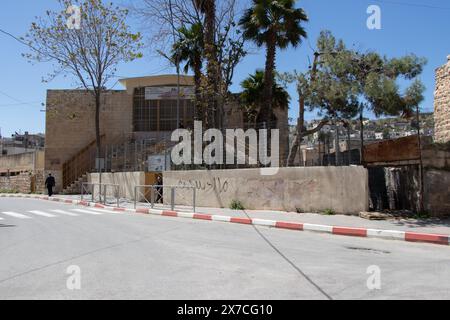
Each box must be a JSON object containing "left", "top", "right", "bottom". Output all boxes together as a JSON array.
[
  {"left": 81, "top": 183, "right": 120, "bottom": 207},
  {"left": 134, "top": 185, "right": 196, "bottom": 212}
]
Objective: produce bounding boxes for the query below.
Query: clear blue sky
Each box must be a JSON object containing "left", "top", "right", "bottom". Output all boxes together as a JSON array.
[{"left": 0, "top": 0, "right": 449, "bottom": 137}]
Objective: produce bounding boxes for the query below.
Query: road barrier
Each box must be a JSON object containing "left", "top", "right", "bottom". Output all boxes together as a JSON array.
[
  {"left": 134, "top": 185, "right": 196, "bottom": 212},
  {"left": 81, "top": 183, "right": 120, "bottom": 207}
]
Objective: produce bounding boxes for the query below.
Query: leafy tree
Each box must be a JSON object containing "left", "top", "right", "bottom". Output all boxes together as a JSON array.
[
  {"left": 241, "top": 70, "right": 290, "bottom": 127},
  {"left": 342, "top": 48, "right": 427, "bottom": 162},
  {"left": 172, "top": 23, "right": 204, "bottom": 121},
  {"left": 240, "top": 0, "right": 308, "bottom": 128},
  {"left": 281, "top": 31, "right": 359, "bottom": 166},
  {"left": 283, "top": 30, "right": 426, "bottom": 166},
  {"left": 23, "top": 0, "right": 143, "bottom": 157}
]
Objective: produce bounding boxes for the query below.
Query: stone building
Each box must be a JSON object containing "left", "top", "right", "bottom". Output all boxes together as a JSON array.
[
  {"left": 0, "top": 151, "right": 45, "bottom": 193},
  {"left": 45, "top": 75, "right": 289, "bottom": 193},
  {"left": 434, "top": 55, "right": 450, "bottom": 143}
]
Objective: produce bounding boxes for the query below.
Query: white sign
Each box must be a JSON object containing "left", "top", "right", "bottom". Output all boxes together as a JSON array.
[
  {"left": 148, "top": 155, "right": 169, "bottom": 172},
  {"left": 145, "top": 86, "right": 195, "bottom": 100}
]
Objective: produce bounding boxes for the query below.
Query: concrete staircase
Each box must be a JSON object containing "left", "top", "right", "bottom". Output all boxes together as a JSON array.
[{"left": 61, "top": 174, "right": 88, "bottom": 195}]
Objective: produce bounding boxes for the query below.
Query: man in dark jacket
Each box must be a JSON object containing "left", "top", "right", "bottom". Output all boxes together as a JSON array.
[
  {"left": 155, "top": 175, "right": 163, "bottom": 204},
  {"left": 45, "top": 174, "right": 56, "bottom": 197}
]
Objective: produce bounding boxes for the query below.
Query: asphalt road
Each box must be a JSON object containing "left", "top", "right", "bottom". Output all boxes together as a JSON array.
[{"left": 1, "top": 198, "right": 449, "bottom": 300}]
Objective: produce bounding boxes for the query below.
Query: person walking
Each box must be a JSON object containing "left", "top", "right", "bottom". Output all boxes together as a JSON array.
[
  {"left": 45, "top": 173, "right": 56, "bottom": 197},
  {"left": 155, "top": 175, "right": 163, "bottom": 204}
]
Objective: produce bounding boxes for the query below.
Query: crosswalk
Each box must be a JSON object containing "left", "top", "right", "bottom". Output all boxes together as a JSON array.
[{"left": 0, "top": 207, "right": 116, "bottom": 221}]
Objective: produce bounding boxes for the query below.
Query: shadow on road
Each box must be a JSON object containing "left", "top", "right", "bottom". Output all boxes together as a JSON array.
[{"left": 0, "top": 224, "right": 17, "bottom": 228}]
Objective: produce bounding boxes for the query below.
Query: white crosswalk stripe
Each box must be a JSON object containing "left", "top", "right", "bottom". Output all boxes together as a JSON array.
[
  {"left": 2, "top": 212, "right": 32, "bottom": 219},
  {"left": 1, "top": 207, "right": 117, "bottom": 220},
  {"left": 85, "top": 208, "right": 119, "bottom": 214},
  {"left": 28, "top": 211, "right": 58, "bottom": 218},
  {"left": 72, "top": 209, "right": 105, "bottom": 215},
  {"left": 51, "top": 209, "right": 79, "bottom": 217}
]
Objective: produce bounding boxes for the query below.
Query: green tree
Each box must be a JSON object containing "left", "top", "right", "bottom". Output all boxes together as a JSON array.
[
  {"left": 172, "top": 23, "right": 204, "bottom": 121},
  {"left": 240, "top": 70, "right": 290, "bottom": 127},
  {"left": 240, "top": 0, "right": 308, "bottom": 128},
  {"left": 23, "top": 0, "right": 143, "bottom": 157},
  {"left": 284, "top": 30, "right": 426, "bottom": 166},
  {"left": 195, "top": 0, "right": 219, "bottom": 129},
  {"left": 281, "top": 31, "right": 359, "bottom": 166},
  {"left": 342, "top": 49, "right": 427, "bottom": 163}
]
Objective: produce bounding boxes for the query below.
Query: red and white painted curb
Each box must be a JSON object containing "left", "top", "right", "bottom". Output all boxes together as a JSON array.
[{"left": 2, "top": 193, "right": 450, "bottom": 247}]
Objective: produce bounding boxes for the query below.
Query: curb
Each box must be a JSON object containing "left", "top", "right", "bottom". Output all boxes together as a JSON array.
[{"left": 2, "top": 193, "right": 450, "bottom": 247}]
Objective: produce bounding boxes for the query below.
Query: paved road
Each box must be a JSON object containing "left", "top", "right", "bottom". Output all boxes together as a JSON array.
[{"left": 1, "top": 198, "right": 449, "bottom": 300}]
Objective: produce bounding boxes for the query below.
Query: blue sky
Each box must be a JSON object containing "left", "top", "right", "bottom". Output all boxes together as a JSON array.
[{"left": 0, "top": 0, "right": 449, "bottom": 137}]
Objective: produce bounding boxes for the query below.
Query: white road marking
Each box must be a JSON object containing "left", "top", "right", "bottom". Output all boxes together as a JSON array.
[
  {"left": 72, "top": 209, "right": 105, "bottom": 215},
  {"left": 84, "top": 208, "right": 118, "bottom": 214},
  {"left": 51, "top": 209, "right": 79, "bottom": 217},
  {"left": 1, "top": 212, "right": 32, "bottom": 219},
  {"left": 28, "top": 211, "right": 58, "bottom": 218}
]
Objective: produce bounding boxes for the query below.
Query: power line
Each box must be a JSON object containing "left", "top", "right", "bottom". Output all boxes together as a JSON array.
[
  {"left": 371, "top": 0, "right": 450, "bottom": 10},
  {"left": 0, "top": 101, "right": 42, "bottom": 108},
  {"left": 0, "top": 90, "right": 43, "bottom": 109}
]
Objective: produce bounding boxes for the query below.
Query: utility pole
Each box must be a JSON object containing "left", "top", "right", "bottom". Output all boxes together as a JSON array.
[
  {"left": 334, "top": 117, "right": 340, "bottom": 166},
  {"left": 416, "top": 105, "right": 425, "bottom": 214}
]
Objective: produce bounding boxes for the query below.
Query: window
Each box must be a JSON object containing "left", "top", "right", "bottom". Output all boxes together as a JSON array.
[{"left": 133, "top": 87, "right": 195, "bottom": 132}]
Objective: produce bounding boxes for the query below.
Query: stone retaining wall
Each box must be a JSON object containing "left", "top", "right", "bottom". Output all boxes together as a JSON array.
[{"left": 164, "top": 167, "right": 369, "bottom": 214}]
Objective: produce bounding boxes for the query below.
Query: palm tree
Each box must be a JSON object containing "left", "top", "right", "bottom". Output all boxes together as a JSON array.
[
  {"left": 240, "top": 0, "right": 308, "bottom": 128},
  {"left": 241, "top": 70, "right": 290, "bottom": 127},
  {"left": 194, "top": 0, "right": 218, "bottom": 128},
  {"left": 172, "top": 23, "right": 204, "bottom": 121}
]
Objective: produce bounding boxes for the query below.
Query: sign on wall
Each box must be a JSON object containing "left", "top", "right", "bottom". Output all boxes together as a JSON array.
[
  {"left": 148, "top": 154, "right": 171, "bottom": 172},
  {"left": 145, "top": 86, "right": 195, "bottom": 100}
]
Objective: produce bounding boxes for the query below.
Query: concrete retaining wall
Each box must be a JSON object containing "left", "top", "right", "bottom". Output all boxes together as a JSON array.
[
  {"left": 0, "top": 151, "right": 44, "bottom": 174},
  {"left": 89, "top": 172, "right": 147, "bottom": 199},
  {"left": 164, "top": 167, "right": 369, "bottom": 214}
]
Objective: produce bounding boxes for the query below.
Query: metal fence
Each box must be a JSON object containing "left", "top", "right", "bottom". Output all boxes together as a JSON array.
[
  {"left": 134, "top": 185, "right": 196, "bottom": 212},
  {"left": 81, "top": 183, "right": 120, "bottom": 207}
]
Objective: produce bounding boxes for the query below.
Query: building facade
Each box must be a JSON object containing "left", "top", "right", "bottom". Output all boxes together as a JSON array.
[
  {"left": 434, "top": 55, "right": 450, "bottom": 143},
  {"left": 45, "top": 75, "right": 288, "bottom": 192}
]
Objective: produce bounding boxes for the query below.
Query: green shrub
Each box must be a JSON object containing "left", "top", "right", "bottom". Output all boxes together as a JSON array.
[
  {"left": 0, "top": 189, "right": 19, "bottom": 194},
  {"left": 413, "top": 211, "right": 431, "bottom": 219},
  {"left": 230, "top": 200, "right": 245, "bottom": 210},
  {"left": 323, "top": 208, "right": 335, "bottom": 216}
]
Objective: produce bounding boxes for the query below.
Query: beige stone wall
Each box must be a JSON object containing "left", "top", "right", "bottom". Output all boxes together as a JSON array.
[
  {"left": 45, "top": 90, "right": 133, "bottom": 191},
  {"left": 434, "top": 56, "right": 450, "bottom": 143},
  {"left": 0, "top": 171, "right": 45, "bottom": 194},
  {"left": 164, "top": 167, "right": 369, "bottom": 214},
  {"left": 0, "top": 151, "right": 44, "bottom": 174},
  {"left": 88, "top": 172, "right": 147, "bottom": 199},
  {"left": 424, "top": 169, "right": 450, "bottom": 217}
]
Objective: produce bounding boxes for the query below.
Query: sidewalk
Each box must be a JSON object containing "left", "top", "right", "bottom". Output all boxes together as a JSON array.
[{"left": 52, "top": 194, "right": 450, "bottom": 238}]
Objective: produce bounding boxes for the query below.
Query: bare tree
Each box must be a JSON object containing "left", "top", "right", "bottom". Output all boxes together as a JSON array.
[{"left": 24, "top": 0, "right": 143, "bottom": 157}]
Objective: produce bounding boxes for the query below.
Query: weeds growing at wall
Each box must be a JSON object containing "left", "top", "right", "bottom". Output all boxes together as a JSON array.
[
  {"left": 230, "top": 200, "right": 245, "bottom": 210},
  {"left": 0, "top": 189, "right": 19, "bottom": 194}
]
